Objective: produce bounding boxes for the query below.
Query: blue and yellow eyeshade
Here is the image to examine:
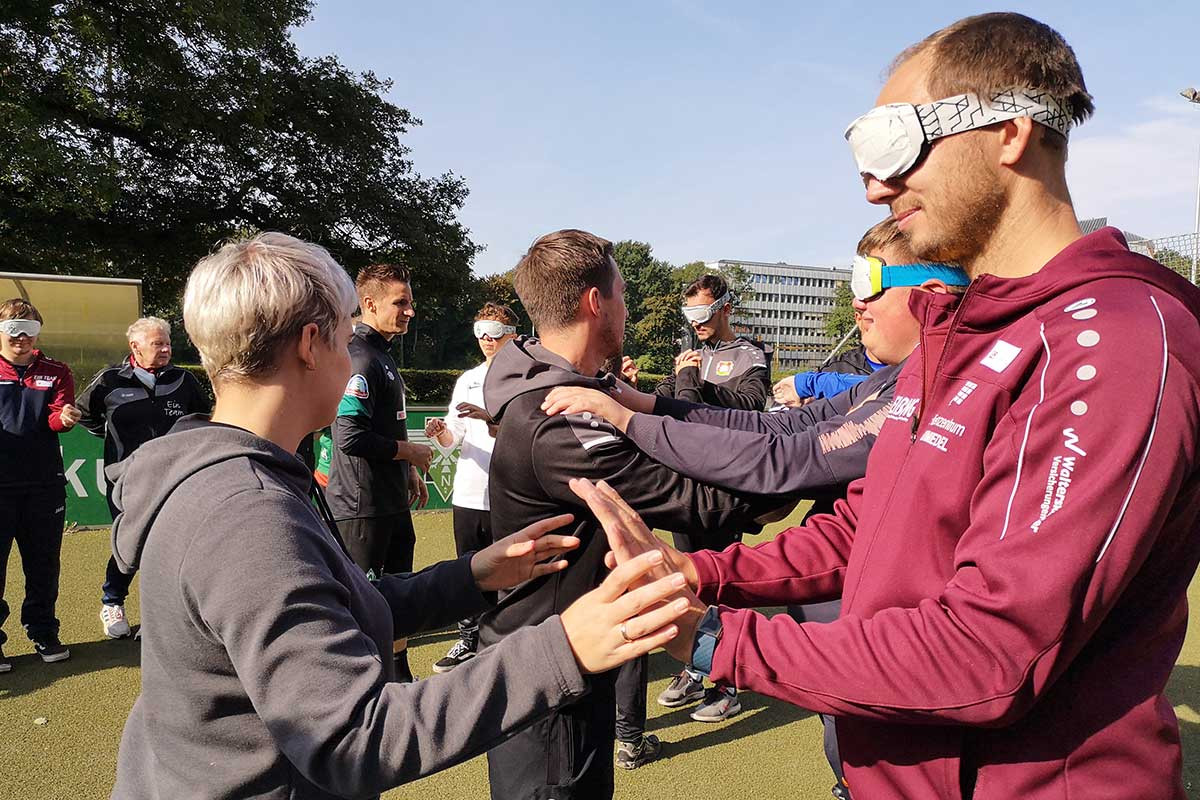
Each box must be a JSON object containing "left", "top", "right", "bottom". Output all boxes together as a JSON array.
[{"left": 850, "top": 256, "right": 970, "bottom": 301}]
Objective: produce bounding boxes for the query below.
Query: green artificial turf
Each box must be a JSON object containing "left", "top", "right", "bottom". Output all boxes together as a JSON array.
[{"left": 1, "top": 510, "right": 1197, "bottom": 799}]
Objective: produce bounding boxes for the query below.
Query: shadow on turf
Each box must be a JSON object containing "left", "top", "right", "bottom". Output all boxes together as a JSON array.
[
  {"left": 649, "top": 689, "right": 813, "bottom": 757},
  {"left": 1166, "top": 664, "right": 1200, "bottom": 792},
  {"left": 0, "top": 634, "right": 141, "bottom": 700}
]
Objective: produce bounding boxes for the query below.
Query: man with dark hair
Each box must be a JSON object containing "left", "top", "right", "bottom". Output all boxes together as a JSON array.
[
  {"left": 578, "top": 12, "right": 1200, "bottom": 799},
  {"left": 543, "top": 221, "right": 968, "bottom": 798},
  {"left": 0, "top": 298, "right": 80, "bottom": 669},
  {"left": 645, "top": 271, "right": 770, "bottom": 720},
  {"left": 480, "top": 229, "right": 785, "bottom": 798},
  {"left": 326, "top": 263, "right": 433, "bottom": 682},
  {"left": 654, "top": 273, "right": 770, "bottom": 412}
]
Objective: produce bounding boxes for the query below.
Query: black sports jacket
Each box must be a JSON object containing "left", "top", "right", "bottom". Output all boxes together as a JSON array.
[
  {"left": 326, "top": 323, "right": 410, "bottom": 520},
  {"left": 479, "top": 336, "right": 788, "bottom": 646},
  {"left": 78, "top": 359, "right": 209, "bottom": 478},
  {"left": 654, "top": 336, "right": 770, "bottom": 410}
]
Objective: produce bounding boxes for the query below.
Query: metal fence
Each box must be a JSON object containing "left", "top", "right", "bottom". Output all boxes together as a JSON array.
[{"left": 1128, "top": 232, "right": 1200, "bottom": 284}]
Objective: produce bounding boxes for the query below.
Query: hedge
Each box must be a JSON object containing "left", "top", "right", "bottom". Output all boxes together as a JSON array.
[{"left": 179, "top": 365, "right": 669, "bottom": 406}]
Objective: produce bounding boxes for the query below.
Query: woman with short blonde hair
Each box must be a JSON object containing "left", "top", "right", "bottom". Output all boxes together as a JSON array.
[{"left": 107, "top": 232, "right": 688, "bottom": 800}]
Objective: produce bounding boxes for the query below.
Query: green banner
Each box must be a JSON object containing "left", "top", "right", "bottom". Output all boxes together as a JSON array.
[
  {"left": 63, "top": 404, "right": 462, "bottom": 526},
  {"left": 405, "top": 406, "right": 459, "bottom": 511},
  {"left": 60, "top": 426, "right": 111, "bottom": 527}
]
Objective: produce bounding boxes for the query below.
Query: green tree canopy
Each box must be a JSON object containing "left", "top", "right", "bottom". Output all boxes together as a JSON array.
[
  {"left": 823, "top": 279, "right": 859, "bottom": 351},
  {"left": 613, "top": 240, "right": 679, "bottom": 373},
  {"left": 1, "top": 1, "right": 479, "bottom": 367}
]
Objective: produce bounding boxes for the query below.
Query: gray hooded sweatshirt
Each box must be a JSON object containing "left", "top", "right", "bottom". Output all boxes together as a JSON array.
[{"left": 109, "top": 416, "right": 587, "bottom": 800}]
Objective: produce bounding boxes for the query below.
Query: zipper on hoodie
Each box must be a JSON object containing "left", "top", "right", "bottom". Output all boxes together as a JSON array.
[{"left": 911, "top": 281, "right": 978, "bottom": 442}]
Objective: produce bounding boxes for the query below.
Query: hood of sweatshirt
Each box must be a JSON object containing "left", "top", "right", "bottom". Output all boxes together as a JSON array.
[
  {"left": 909, "top": 227, "right": 1200, "bottom": 331},
  {"left": 107, "top": 414, "right": 312, "bottom": 573},
  {"left": 483, "top": 336, "right": 616, "bottom": 421}
]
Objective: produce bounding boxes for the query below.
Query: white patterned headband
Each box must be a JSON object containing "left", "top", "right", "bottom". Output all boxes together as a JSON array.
[{"left": 845, "top": 90, "right": 1074, "bottom": 181}]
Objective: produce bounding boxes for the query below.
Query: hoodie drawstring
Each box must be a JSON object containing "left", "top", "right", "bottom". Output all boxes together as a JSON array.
[{"left": 309, "top": 480, "right": 352, "bottom": 559}]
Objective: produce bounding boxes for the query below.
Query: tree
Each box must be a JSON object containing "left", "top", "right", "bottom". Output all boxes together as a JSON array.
[
  {"left": 823, "top": 280, "right": 859, "bottom": 353},
  {"left": 613, "top": 240, "right": 678, "bottom": 373},
  {"left": 0, "top": 1, "right": 480, "bottom": 368}
]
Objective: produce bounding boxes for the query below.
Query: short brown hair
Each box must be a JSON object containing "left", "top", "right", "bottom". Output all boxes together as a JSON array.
[
  {"left": 857, "top": 218, "right": 914, "bottom": 260},
  {"left": 0, "top": 298, "right": 43, "bottom": 323},
  {"left": 682, "top": 274, "right": 729, "bottom": 302},
  {"left": 475, "top": 302, "right": 518, "bottom": 325},
  {"left": 894, "top": 12, "right": 1094, "bottom": 148},
  {"left": 513, "top": 229, "right": 616, "bottom": 331},
  {"left": 355, "top": 262, "right": 412, "bottom": 300}
]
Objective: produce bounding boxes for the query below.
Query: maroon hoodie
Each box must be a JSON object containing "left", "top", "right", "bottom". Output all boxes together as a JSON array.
[{"left": 690, "top": 228, "right": 1200, "bottom": 799}]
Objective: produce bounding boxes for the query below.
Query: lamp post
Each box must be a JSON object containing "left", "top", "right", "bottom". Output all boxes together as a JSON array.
[{"left": 1183, "top": 88, "right": 1200, "bottom": 285}]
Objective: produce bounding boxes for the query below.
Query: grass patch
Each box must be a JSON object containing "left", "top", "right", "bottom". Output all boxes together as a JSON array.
[{"left": 2, "top": 510, "right": 1197, "bottom": 798}]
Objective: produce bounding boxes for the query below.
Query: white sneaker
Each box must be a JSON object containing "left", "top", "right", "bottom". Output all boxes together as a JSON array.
[{"left": 101, "top": 604, "right": 132, "bottom": 638}]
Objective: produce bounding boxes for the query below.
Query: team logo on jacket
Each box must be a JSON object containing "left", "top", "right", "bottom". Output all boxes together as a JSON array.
[
  {"left": 715, "top": 361, "right": 734, "bottom": 377},
  {"left": 344, "top": 374, "right": 369, "bottom": 399},
  {"left": 980, "top": 340, "right": 1022, "bottom": 373},
  {"left": 886, "top": 395, "right": 920, "bottom": 422}
]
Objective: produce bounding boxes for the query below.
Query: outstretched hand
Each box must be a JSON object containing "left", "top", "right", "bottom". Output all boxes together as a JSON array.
[
  {"left": 471, "top": 514, "right": 580, "bottom": 592},
  {"left": 541, "top": 387, "right": 634, "bottom": 433},
  {"left": 560, "top": 550, "right": 695, "bottom": 673},
  {"left": 568, "top": 478, "right": 698, "bottom": 588}
]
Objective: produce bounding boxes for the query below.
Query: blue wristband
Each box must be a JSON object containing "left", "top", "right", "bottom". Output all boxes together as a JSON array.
[{"left": 690, "top": 605, "right": 723, "bottom": 677}]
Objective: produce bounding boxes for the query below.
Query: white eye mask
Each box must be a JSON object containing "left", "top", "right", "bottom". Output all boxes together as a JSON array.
[
  {"left": 845, "top": 90, "right": 1073, "bottom": 181},
  {"left": 681, "top": 292, "right": 732, "bottom": 325},
  {"left": 473, "top": 320, "right": 516, "bottom": 340},
  {"left": 0, "top": 318, "right": 41, "bottom": 338}
]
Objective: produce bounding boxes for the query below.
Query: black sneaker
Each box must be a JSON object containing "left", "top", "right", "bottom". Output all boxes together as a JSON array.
[
  {"left": 432, "top": 640, "right": 477, "bottom": 674},
  {"left": 0, "top": 646, "right": 11, "bottom": 673},
  {"left": 615, "top": 734, "right": 664, "bottom": 769},
  {"left": 34, "top": 637, "right": 70, "bottom": 663}
]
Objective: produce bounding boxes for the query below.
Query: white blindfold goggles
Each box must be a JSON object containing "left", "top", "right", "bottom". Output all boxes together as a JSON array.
[
  {"left": 681, "top": 292, "right": 732, "bottom": 325},
  {"left": 473, "top": 320, "right": 516, "bottom": 340},
  {"left": 845, "top": 90, "right": 1073, "bottom": 181},
  {"left": 0, "top": 318, "right": 42, "bottom": 338}
]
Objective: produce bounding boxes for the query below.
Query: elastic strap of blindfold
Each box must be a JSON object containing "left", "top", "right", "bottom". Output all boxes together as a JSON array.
[{"left": 878, "top": 264, "right": 970, "bottom": 291}]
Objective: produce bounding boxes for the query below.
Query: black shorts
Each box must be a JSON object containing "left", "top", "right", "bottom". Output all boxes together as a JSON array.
[
  {"left": 452, "top": 506, "right": 493, "bottom": 557},
  {"left": 337, "top": 512, "right": 416, "bottom": 577}
]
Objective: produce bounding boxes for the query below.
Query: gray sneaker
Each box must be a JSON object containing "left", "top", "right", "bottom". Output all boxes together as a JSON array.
[
  {"left": 616, "top": 734, "right": 663, "bottom": 769},
  {"left": 690, "top": 688, "right": 741, "bottom": 722},
  {"left": 656, "top": 670, "right": 706, "bottom": 707}
]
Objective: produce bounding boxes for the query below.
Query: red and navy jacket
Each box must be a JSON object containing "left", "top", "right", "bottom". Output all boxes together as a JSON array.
[
  {"left": 690, "top": 229, "right": 1200, "bottom": 799},
  {"left": 0, "top": 350, "right": 75, "bottom": 490}
]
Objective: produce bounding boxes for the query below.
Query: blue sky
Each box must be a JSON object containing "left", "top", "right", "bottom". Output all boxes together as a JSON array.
[{"left": 292, "top": 1, "right": 1200, "bottom": 275}]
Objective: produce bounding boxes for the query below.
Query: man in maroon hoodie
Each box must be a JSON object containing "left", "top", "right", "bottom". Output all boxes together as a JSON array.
[{"left": 567, "top": 12, "right": 1200, "bottom": 800}]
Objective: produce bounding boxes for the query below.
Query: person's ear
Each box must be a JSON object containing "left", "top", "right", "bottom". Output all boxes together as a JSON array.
[
  {"left": 297, "top": 323, "right": 321, "bottom": 371},
  {"left": 920, "top": 279, "right": 951, "bottom": 295},
  {"left": 584, "top": 286, "right": 603, "bottom": 319},
  {"left": 998, "top": 118, "right": 1035, "bottom": 168}
]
